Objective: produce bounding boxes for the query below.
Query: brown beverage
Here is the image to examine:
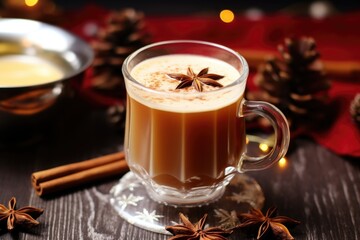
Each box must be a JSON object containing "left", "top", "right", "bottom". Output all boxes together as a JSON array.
[{"left": 125, "top": 54, "right": 245, "bottom": 191}]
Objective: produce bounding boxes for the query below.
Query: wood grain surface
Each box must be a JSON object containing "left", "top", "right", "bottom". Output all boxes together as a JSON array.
[{"left": 0, "top": 97, "right": 359, "bottom": 240}]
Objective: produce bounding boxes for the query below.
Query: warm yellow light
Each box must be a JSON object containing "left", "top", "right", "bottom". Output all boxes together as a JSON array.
[
  {"left": 246, "top": 136, "right": 249, "bottom": 144},
  {"left": 259, "top": 143, "right": 269, "bottom": 152},
  {"left": 25, "top": 0, "right": 38, "bottom": 7},
  {"left": 220, "top": 9, "right": 235, "bottom": 23},
  {"left": 278, "top": 157, "right": 287, "bottom": 168}
]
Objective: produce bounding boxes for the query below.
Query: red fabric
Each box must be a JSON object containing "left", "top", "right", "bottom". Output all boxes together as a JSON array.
[
  {"left": 311, "top": 81, "right": 360, "bottom": 156},
  {"left": 65, "top": 5, "right": 360, "bottom": 157},
  {"left": 145, "top": 13, "right": 360, "bottom": 62}
]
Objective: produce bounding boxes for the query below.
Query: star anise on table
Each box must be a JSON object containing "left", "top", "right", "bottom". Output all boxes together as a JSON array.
[
  {"left": 165, "top": 213, "right": 232, "bottom": 240},
  {"left": 167, "top": 67, "right": 224, "bottom": 92},
  {"left": 0, "top": 197, "right": 44, "bottom": 232},
  {"left": 234, "top": 207, "right": 300, "bottom": 240}
]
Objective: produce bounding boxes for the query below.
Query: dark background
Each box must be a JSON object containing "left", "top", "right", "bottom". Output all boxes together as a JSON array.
[{"left": 54, "top": 0, "right": 359, "bottom": 15}]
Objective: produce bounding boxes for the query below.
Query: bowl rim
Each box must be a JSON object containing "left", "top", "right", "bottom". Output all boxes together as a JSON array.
[{"left": 0, "top": 18, "right": 94, "bottom": 89}]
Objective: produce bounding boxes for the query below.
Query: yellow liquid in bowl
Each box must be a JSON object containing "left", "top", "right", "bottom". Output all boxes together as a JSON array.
[{"left": 0, "top": 55, "right": 64, "bottom": 87}]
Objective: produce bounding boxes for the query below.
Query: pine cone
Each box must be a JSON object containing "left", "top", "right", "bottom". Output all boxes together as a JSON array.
[
  {"left": 247, "top": 37, "right": 331, "bottom": 130},
  {"left": 90, "top": 8, "right": 151, "bottom": 99},
  {"left": 106, "top": 104, "right": 126, "bottom": 130},
  {"left": 350, "top": 94, "right": 360, "bottom": 125}
]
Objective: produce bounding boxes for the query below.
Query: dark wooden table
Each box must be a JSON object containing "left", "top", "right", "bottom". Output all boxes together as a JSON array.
[{"left": 1, "top": 96, "right": 359, "bottom": 240}]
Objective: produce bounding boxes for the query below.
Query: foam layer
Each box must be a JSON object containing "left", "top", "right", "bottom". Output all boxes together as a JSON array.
[{"left": 128, "top": 54, "right": 245, "bottom": 112}]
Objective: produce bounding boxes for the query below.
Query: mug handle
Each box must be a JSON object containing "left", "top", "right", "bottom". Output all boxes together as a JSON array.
[{"left": 238, "top": 99, "right": 290, "bottom": 171}]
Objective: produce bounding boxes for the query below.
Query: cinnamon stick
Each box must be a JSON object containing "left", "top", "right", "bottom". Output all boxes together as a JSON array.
[
  {"left": 238, "top": 49, "right": 360, "bottom": 80},
  {"left": 31, "top": 152, "right": 128, "bottom": 197}
]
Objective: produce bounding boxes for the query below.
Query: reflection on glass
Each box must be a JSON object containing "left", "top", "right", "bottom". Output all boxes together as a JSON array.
[{"left": 259, "top": 143, "right": 270, "bottom": 152}]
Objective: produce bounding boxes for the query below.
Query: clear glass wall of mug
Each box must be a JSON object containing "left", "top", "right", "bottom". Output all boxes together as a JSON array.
[{"left": 122, "top": 40, "right": 290, "bottom": 206}]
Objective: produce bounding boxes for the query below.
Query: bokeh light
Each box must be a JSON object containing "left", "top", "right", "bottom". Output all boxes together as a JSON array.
[
  {"left": 25, "top": 0, "right": 38, "bottom": 7},
  {"left": 220, "top": 9, "right": 235, "bottom": 23},
  {"left": 309, "top": 1, "right": 332, "bottom": 19},
  {"left": 245, "top": 8, "right": 264, "bottom": 21}
]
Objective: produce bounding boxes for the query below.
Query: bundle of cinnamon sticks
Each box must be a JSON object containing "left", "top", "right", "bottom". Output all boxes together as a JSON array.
[{"left": 31, "top": 152, "right": 128, "bottom": 197}]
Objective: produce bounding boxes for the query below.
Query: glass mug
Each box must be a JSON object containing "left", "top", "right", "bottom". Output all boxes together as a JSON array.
[{"left": 122, "top": 40, "right": 289, "bottom": 206}]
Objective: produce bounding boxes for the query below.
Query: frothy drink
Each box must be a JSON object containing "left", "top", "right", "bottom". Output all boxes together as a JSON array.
[{"left": 126, "top": 54, "right": 246, "bottom": 191}]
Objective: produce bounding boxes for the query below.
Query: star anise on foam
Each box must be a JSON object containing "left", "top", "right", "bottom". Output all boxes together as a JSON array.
[
  {"left": 167, "top": 67, "right": 224, "bottom": 92},
  {"left": 166, "top": 213, "right": 232, "bottom": 240},
  {"left": 234, "top": 207, "right": 300, "bottom": 240},
  {"left": 0, "top": 197, "right": 44, "bottom": 232}
]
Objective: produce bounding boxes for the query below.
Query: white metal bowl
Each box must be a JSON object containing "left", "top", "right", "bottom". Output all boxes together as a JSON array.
[{"left": 0, "top": 18, "right": 93, "bottom": 138}]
